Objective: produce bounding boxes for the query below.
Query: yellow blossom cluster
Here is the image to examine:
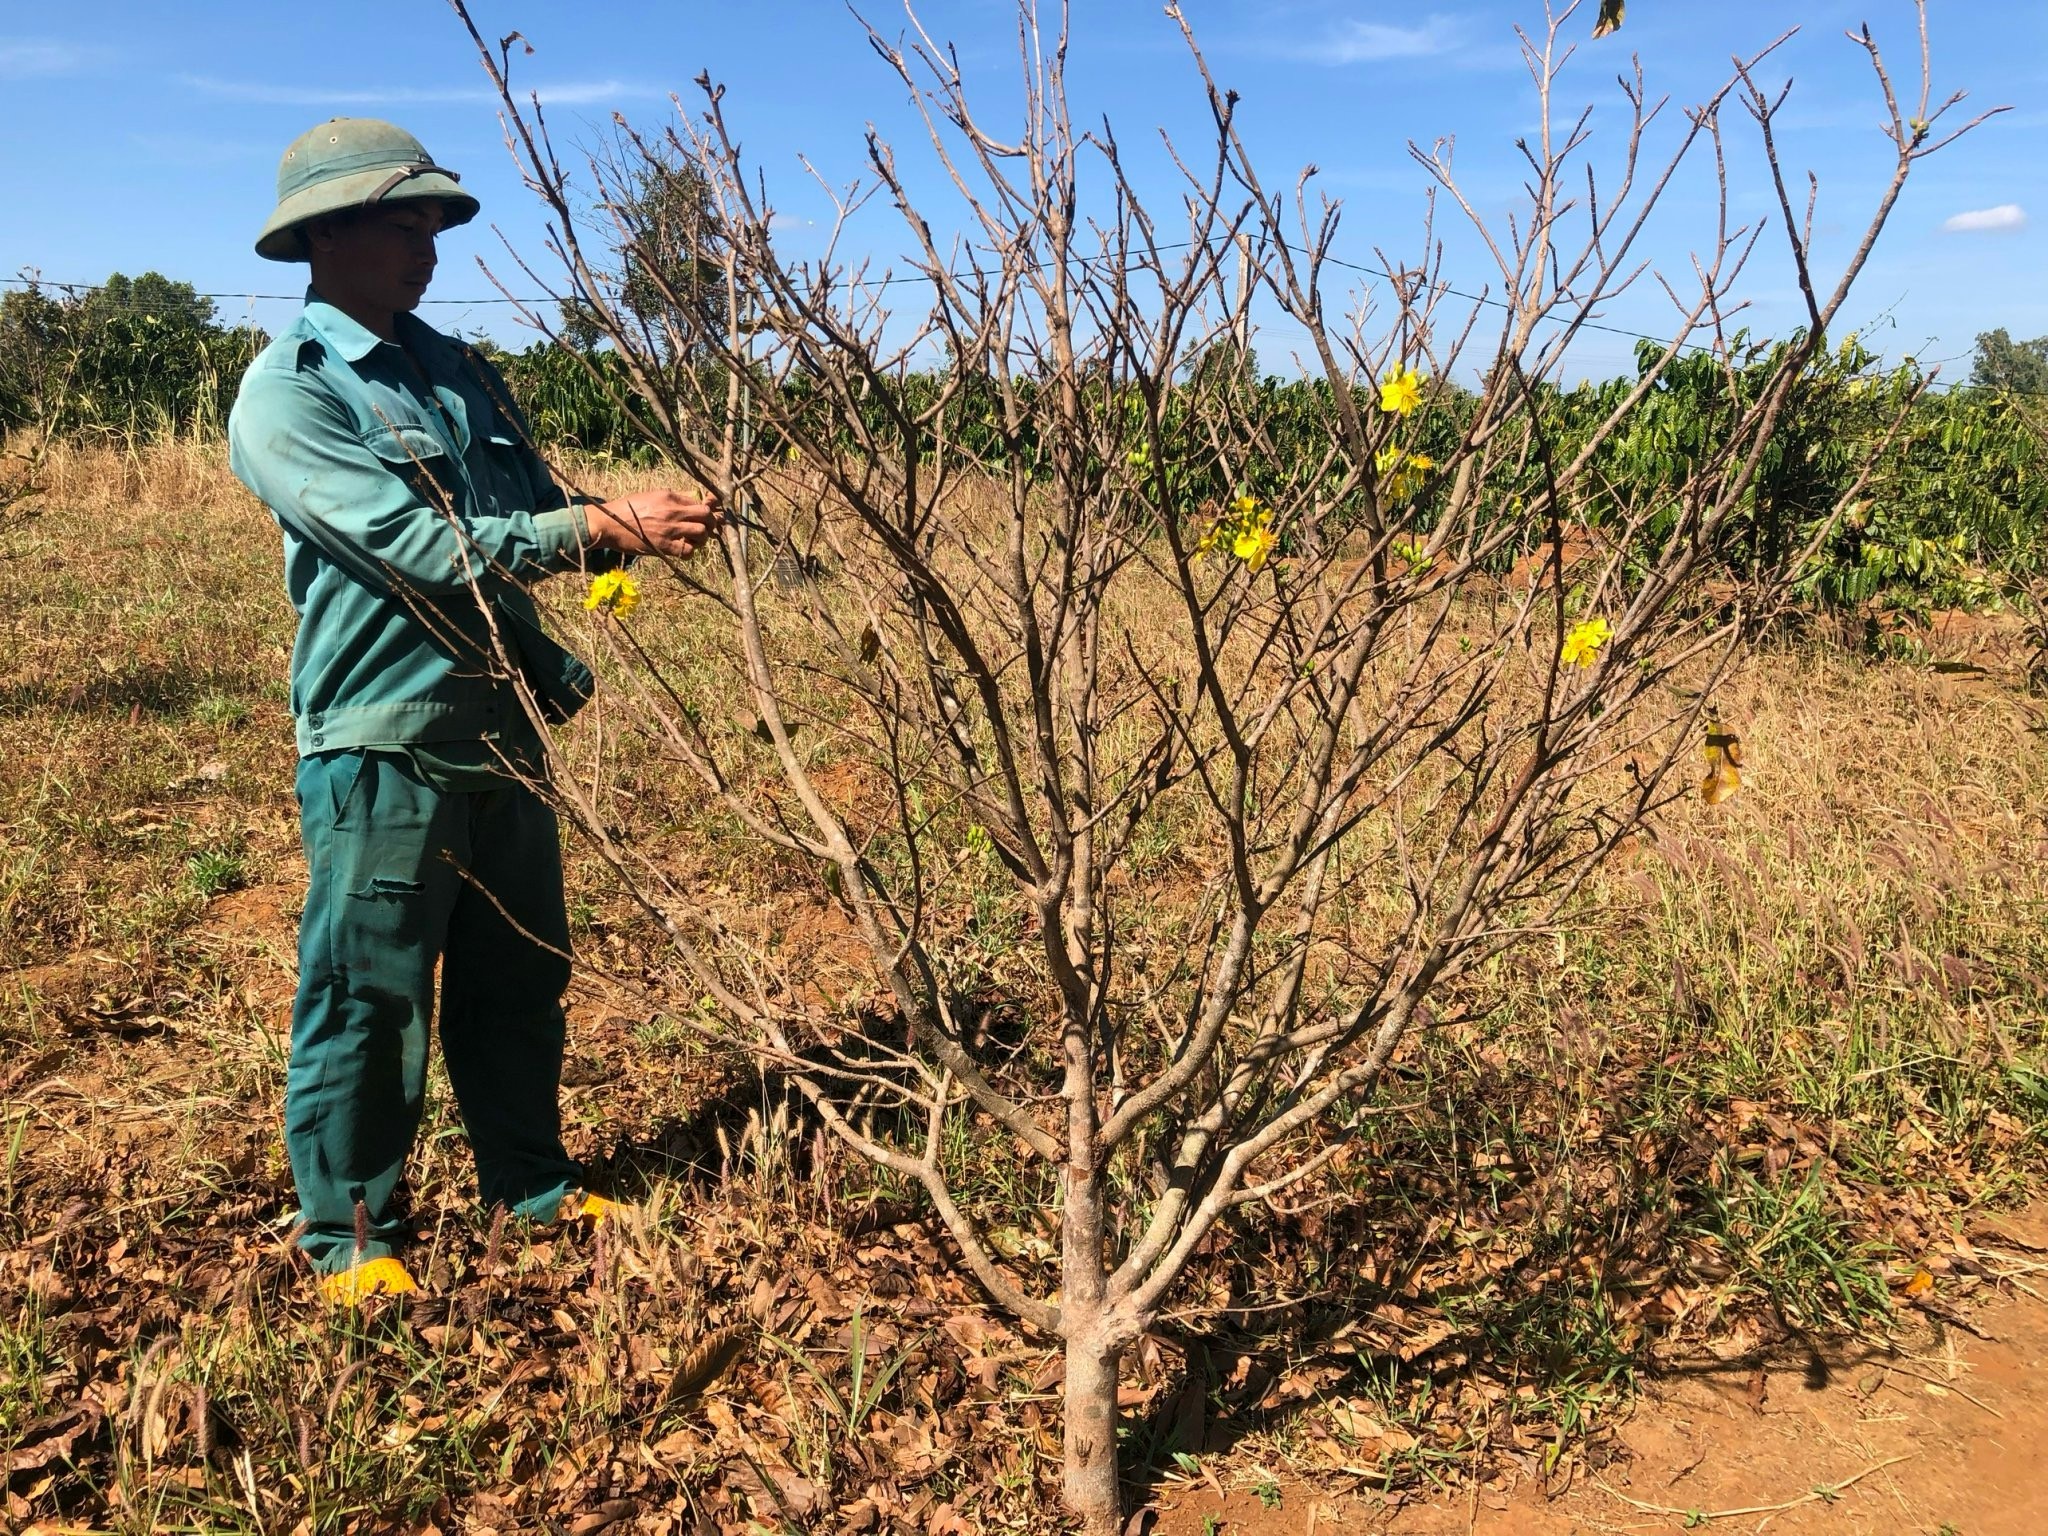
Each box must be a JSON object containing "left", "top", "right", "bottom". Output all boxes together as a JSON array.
[
  {"left": 585, "top": 569, "right": 641, "bottom": 619},
  {"left": 1374, "top": 444, "right": 1436, "bottom": 503},
  {"left": 1194, "top": 494, "right": 1277, "bottom": 573},
  {"left": 1560, "top": 616, "right": 1612, "bottom": 668}
]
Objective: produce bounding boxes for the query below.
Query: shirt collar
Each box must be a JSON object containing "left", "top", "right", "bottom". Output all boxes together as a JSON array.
[
  {"left": 301, "top": 288, "right": 389, "bottom": 363},
  {"left": 394, "top": 307, "right": 453, "bottom": 364}
]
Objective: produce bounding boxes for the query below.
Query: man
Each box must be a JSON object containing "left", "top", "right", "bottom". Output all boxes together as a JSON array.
[{"left": 229, "top": 118, "right": 719, "bottom": 1301}]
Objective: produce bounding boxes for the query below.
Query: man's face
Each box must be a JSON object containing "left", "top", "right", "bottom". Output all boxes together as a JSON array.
[{"left": 307, "top": 201, "right": 447, "bottom": 314}]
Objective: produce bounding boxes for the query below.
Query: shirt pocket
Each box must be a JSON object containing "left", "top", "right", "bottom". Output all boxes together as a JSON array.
[
  {"left": 360, "top": 420, "right": 463, "bottom": 511},
  {"left": 477, "top": 429, "right": 539, "bottom": 514}
]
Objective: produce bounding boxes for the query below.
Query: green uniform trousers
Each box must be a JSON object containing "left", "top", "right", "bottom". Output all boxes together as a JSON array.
[{"left": 289, "top": 748, "right": 582, "bottom": 1273}]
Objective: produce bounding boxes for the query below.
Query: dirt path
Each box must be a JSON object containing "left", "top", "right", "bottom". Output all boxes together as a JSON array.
[{"left": 1154, "top": 1215, "right": 2048, "bottom": 1536}]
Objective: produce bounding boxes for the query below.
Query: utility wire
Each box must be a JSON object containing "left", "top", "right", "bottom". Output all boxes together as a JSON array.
[
  {"left": 3, "top": 262, "right": 2033, "bottom": 396},
  {"left": 2, "top": 245, "right": 1701, "bottom": 351},
  {"left": 0, "top": 274, "right": 515, "bottom": 307},
  {"left": 0, "top": 247, "right": 1771, "bottom": 354}
]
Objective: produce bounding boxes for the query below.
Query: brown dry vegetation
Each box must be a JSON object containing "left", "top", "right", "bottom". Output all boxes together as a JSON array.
[{"left": 4, "top": 440, "right": 2048, "bottom": 1533}]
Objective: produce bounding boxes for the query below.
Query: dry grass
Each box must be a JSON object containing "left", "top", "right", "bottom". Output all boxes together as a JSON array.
[{"left": 4, "top": 440, "right": 2046, "bottom": 1532}]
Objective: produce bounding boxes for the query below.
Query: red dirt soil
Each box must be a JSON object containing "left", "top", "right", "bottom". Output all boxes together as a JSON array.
[{"left": 1153, "top": 1210, "right": 2048, "bottom": 1536}]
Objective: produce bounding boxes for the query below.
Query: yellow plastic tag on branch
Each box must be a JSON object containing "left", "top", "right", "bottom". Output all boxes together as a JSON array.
[{"left": 1701, "top": 712, "right": 1743, "bottom": 806}]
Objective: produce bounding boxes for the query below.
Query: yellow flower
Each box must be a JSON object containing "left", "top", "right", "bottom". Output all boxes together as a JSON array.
[
  {"left": 1233, "top": 523, "right": 1277, "bottom": 572},
  {"left": 585, "top": 569, "right": 640, "bottom": 619},
  {"left": 1379, "top": 363, "right": 1425, "bottom": 416},
  {"left": 1377, "top": 446, "right": 1436, "bottom": 502},
  {"left": 1560, "top": 616, "right": 1613, "bottom": 668},
  {"left": 1228, "top": 497, "right": 1275, "bottom": 570},
  {"left": 1195, "top": 495, "right": 1277, "bottom": 570}
]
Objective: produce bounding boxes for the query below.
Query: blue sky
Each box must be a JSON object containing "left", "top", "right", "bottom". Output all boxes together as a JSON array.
[{"left": 3, "top": 1, "right": 2042, "bottom": 383}]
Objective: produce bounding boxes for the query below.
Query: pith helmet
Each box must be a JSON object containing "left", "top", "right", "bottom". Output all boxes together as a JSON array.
[{"left": 254, "top": 118, "right": 479, "bottom": 262}]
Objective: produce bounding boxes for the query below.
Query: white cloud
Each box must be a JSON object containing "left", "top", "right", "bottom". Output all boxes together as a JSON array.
[
  {"left": 127, "top": 131, "right": 270, "bottom": 167},
  {"left": 1942, "top": 203, "right": 2027, "bottom": 234},
  {"left": 1297, "top": 17, "right": 1463, "bottom": 64},
  {"left": 0, "top": 39, "right": 93, "bottom": 78},
  {"left": 179, "top": 74, "right": 657, "bottom": 107}
]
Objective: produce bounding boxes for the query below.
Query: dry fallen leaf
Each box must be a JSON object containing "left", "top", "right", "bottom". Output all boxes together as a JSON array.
[
  {"left": 3, "top": 1399, "right": 104, "bottom": 1476},
  {"left": 661, "top": 1324, "right": 752, "bottom": 1406}
]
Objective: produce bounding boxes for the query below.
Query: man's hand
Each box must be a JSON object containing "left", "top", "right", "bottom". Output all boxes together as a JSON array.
[{"left": 588, "top": 489, "right": 722, "bottom": 559}]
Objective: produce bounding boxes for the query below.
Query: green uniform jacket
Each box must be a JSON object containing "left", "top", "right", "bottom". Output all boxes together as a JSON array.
[{"left": 229, "top": 293, "right": 618, "bottom": 756}]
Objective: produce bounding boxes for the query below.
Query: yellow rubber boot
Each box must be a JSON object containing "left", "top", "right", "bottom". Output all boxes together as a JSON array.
[
  {"left": 319, "top": 1256, "right": 420, "bottom": 1304},
  {"left": 562, "top": 1191, "right": 633, "bottom": 1224}
]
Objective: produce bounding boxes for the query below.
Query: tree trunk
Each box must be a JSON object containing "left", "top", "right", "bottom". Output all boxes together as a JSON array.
[
  {"left": 1061, "top": 1158, "right": 1125, "bottom": 1535},
  {"left": 1063, "top": 1326, "right": 1124, "bottom": 1536}
]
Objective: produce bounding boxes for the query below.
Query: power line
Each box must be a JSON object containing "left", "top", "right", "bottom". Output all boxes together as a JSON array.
[
  {"left": 0, "top": 274, "right": 524, "bottom": 307},
  {"left": 0, "top": 249, "right": 1728, "bottom": 348},
  {"left": 6, "top": 263, "right": 2033, "bottom": 396},
  {"left": 0, "top": 256, "right": 1721, "bottom": 371}
]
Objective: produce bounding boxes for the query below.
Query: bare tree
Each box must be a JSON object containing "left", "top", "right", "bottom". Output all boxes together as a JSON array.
[{"left": 452, "top": 1, "right": 1989, "bottom": 1527}]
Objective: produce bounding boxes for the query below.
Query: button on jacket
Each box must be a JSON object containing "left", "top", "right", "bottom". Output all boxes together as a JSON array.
[{"left": 229, "top": 293, "right": 619, "bottom": 755}]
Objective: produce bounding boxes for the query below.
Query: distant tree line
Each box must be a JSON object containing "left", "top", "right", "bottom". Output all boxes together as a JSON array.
[
  {"left": 0, "top": 274, "right": 263, "bottom": 443},
  {"left": 4, "top": 269, "right": 2046, "bottom": 613}
]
